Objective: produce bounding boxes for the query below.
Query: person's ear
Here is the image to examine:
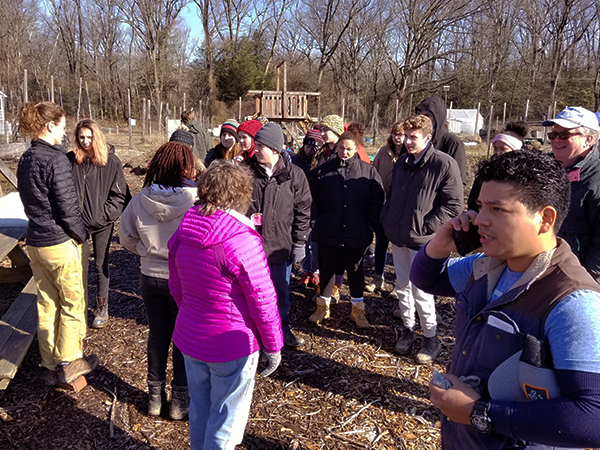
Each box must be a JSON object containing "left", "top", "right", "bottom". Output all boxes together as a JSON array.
[{"left": 539, "top": 206, "right": 557, "bottom": 234}]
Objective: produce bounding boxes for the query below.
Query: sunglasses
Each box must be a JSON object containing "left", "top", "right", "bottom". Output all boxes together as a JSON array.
[{"left": 548, "top": 131, "right": 584, "bottom": 141}]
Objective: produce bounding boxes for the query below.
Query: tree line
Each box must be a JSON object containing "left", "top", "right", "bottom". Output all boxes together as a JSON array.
[{"left": 0, "top": 0, "right": 598, "bottom": 130}]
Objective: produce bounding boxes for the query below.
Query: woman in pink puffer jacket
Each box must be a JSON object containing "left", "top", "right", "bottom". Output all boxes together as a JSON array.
[{"left": 168, "top": 160, "right": 283, "bottom": 449}]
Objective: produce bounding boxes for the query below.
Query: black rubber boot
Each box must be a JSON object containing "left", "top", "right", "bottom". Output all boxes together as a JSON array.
[
  {"left": 147, "top": 380, "right": 167, "bottom": 416},
  {"left": 169, "top": 384, "right": 189, "bottom": 421}
]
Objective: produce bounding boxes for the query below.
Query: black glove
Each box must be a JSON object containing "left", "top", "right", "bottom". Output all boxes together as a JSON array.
[
  {"left": 291, "top": 243, "right": 305, "bottom": 264},
  {"left": 260, "top": 351, "right": 281, "bottom": 377}
]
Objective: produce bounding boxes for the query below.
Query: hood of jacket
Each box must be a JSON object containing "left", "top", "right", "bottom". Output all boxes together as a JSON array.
[
  {"left": 415, "top": 96, "right": 447, "bottom": 149},
  {"left": 176, "top": 207, "right": 256, "bottom": 249},
  {"left": 139, "top": 184, "right": 196, "bottom": 223}
]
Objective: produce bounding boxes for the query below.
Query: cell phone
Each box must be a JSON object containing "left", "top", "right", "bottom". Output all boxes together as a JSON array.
[
  {"left": 432, "top": 371, "right": 453, "bottom": 389},
  {"left": 451, "top": 223, "right": 481, "bottom": 256}
]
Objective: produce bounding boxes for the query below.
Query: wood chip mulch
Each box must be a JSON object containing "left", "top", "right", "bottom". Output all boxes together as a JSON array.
[{"left": 0, "top": 154, "right": 452, "bottom": 449}]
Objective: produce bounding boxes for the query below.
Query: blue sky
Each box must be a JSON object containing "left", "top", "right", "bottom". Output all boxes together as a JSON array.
[{"left": 182, "top": 3, "right": 203, "bottom": 43}]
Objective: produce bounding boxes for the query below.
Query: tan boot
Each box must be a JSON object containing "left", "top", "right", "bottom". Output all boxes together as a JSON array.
[
  {"left": 309, "top": 296, "right": 330, "bottom": 324},
  {"left": 351, "top": 302, "right": 370, "bottom": 328},
  {"left": 331, "top": 284, "right": 341, "bottom": 304}
]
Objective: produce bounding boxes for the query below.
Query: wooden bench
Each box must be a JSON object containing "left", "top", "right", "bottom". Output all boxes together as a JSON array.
[
  {"left": 0, "top": 277, "right": 37, "bottom": 389},
  {"left": 0, "top": 161, "right": 37, "bottom": 389}
]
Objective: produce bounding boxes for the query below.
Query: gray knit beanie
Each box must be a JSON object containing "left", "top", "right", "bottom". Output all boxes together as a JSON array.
[
  {"left": 169, "top": 129, "right": 194, "bottom": 149},
  {"left": 254, "top": 122, "right": 284, "bottom": 152}
]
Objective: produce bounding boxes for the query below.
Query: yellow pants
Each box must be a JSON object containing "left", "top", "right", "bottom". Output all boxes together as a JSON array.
[{"left": 29, "top": 239, "right": 90, "bottom": 370}]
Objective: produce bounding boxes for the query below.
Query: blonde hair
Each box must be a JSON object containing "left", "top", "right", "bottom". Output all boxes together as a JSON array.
[
  {"left": 18, "top": 102, "right": 65, "bottom": 139},
  {"left": 73, "top": 119, "right": 108, "bottom": 166}
]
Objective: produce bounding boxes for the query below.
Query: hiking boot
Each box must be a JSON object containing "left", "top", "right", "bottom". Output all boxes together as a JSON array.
[
  {"left": 43, "top": 368, "right": 58, "bottom": 386},
  {"left": 57, "top": 354, "right": 99, "bottom": 384},
  {"left": 351, "top": 302, "right": 370, "bottom": 328},
  {"left": 331, "top": 284, "right": 341, "bottom": 303},
  {"left": 169, "top": 384, "right": 189, "bottom": 420},
  {"left": 148, "top": 380, "right": 167, "bottom": 416},
  {"left": 395, "top": 327, "right": 415, "bottom": 355},
  {"left": 309, "top": 297, "right": 330, "bottom": 324},
  {"left": 415, "top": 336, "right": 442, "bottom": 365},
  {"left": 284, "top": 331, "right": 305, "bottom": 348},
  {"left": 92, "top": 296, "right": 109, "bottom": 329},
  {"left": 365, "top": 275, "right": 385, "bottom": 293}
]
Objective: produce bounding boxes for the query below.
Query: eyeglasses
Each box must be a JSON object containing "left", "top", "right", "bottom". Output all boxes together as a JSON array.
[{"left": 548, "top": 131, "right": 584, "bottom": 141}]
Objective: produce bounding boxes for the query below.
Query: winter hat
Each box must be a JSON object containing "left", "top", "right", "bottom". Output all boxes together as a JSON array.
[
  {"left": 169, "top": 129, "right": 194, "bottom": 149},
  {"left": 220, "top": 119, "right": 240, "bottom": 141},
  {"left": 237, "top": 119, "right": 262, "bottom": 138},
  {"left": 320, "top": 115, "right": 344, "bottom": 136},
  {"left": 303, "top": 129, "right": 325, "bottom": 146},
  {"left": 255, "top": 122, "right": 284, "bottom": 153}
]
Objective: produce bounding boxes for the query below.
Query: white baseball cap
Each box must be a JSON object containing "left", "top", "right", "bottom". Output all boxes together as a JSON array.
[{"left": 542, "top": 106, "right": 599, "bottom": 131}]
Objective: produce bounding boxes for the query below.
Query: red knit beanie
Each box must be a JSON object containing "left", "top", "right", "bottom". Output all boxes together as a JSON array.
[{"left": 237, "top": 119, "right": 262, "bottom": 138}]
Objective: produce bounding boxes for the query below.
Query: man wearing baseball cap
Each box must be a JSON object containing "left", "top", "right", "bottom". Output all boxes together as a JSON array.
[
  {"left": 246, "top": 122, "right": 312, "bottom": 347},
  {"left": 542, "top": 106, "right": 600, "bottom": 281}
]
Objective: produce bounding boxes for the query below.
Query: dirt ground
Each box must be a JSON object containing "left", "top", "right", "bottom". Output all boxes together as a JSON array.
[{"left": 0, "top": 135, "right": 488, "bottom": 450}]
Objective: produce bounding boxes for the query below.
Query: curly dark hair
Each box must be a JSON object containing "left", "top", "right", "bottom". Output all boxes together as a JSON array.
[
  {"left": 477, "top": 150, "right": 570, "bottom": 230},
  {"left": 195, "top": 160, "right": 254, "bottom": 216}
]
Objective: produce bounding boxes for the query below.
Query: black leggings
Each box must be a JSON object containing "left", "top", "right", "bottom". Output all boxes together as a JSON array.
[
  {"left": 90, "top": 224, "right": 113, "bottom": 298},
  {"left": 318, "top": 244, "right": 367, "bottom": 299},
  {"left": 140, "top": 273, "right": 187, "bottom": 387}
]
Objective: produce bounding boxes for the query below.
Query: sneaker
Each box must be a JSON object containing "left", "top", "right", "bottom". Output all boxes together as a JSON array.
[
  {"left": 311, "top": 272, "right": 320, "bottom": 289},
  {"left": 309, "top": 297, "right": 330, "bottom": 324},
  {"left": 57, "top": 355, "right": 99, "bottom": 384},
  {"left": 351, "top": 302, "right": 370, "bottom": 328},
  {"left": 395, "top": 327, "right": 415, "bottom": 355},
  {"left": 300, "top": 271, "right": 311, "bottom": 286},
  {"left": 415, "top": 336, "right": 442, "bottom": 365},
  {"left": 43, "top": 368, "right": 58, "bottom": 386},
  {"left": 284, "top": 331, "right": 305, "bottom": 348}
]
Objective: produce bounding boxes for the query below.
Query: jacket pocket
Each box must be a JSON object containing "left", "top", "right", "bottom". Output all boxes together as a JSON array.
[{"left": 476, "top": 312, "right": 524, "bottom": 373}]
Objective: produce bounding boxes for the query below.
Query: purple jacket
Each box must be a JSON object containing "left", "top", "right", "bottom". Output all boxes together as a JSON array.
[{"left": 168, "top": 207, "right": 283, "bottom": 363}]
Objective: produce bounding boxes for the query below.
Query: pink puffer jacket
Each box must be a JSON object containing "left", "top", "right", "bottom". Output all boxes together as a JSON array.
[{"left": 168, "top": 207, "right": 283, "bottom": 363}]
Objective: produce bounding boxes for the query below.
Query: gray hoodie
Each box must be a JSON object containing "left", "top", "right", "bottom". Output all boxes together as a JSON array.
[{"left": 119, "top": 184, "right": 197, "bottom": 279}]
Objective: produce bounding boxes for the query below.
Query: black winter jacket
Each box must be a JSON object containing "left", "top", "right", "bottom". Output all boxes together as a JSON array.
[
  {"left": 415, "top": 96, "right": 467, "bottom": 185},
  {"left": 381, "top": 144, "right": 463, "bottom": 250},
  {"left": 310, "top": 154, "right": 384, "bottom": 249},
  {"left": 558, "top": 144, "right": 600, "bottom": 282},
  {"left": 17, "top": 139, "right": 87, "bottom": 247},
  {"left": 67, "top": 145, "right": 130, "bottom": 232},
  {"left": 247, "top": 156, "right": 312, "bottom": 264}
]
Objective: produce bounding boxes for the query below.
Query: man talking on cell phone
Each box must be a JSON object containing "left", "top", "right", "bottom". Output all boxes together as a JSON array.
[{"left": 410, "top": 150, "right": 600, "bottom": 449}]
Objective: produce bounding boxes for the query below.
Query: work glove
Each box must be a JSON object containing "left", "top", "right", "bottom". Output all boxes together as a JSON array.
[
  {"left": 260, "top": 351, "right": 281, "bottom": 377},
  {"left": 291, "top": 243, "right": 305, "bottom": 264}
]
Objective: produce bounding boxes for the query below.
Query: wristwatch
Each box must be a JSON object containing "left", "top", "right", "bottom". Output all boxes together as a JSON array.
[{"left": 469, "top": 399, "right": 492, "bottom": 433}]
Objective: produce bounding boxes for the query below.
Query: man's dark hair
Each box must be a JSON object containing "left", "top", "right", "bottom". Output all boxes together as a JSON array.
[{"left": 477, "top": 150, "right": 571, "bottom": 231}]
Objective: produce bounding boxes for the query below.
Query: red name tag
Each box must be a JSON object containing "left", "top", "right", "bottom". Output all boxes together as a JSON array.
[{"left": 568, "top": 168, "right": 581, "bottom": 182}]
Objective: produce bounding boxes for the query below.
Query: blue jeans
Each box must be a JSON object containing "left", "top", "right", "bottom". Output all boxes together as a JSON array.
[
  {"left": 268, "top": 260, "right": 292, "bottom": 335},
  {"left": 302, "top": 237, "right": 319, "bottom": 273},
  {"left": 184, "top": 352, "right": 259, "bottom": 450}
]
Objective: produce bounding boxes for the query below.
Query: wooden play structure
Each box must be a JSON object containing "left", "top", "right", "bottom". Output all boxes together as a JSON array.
[{"left": 245, "top": 61, "right": 320, "bottom": 139}]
